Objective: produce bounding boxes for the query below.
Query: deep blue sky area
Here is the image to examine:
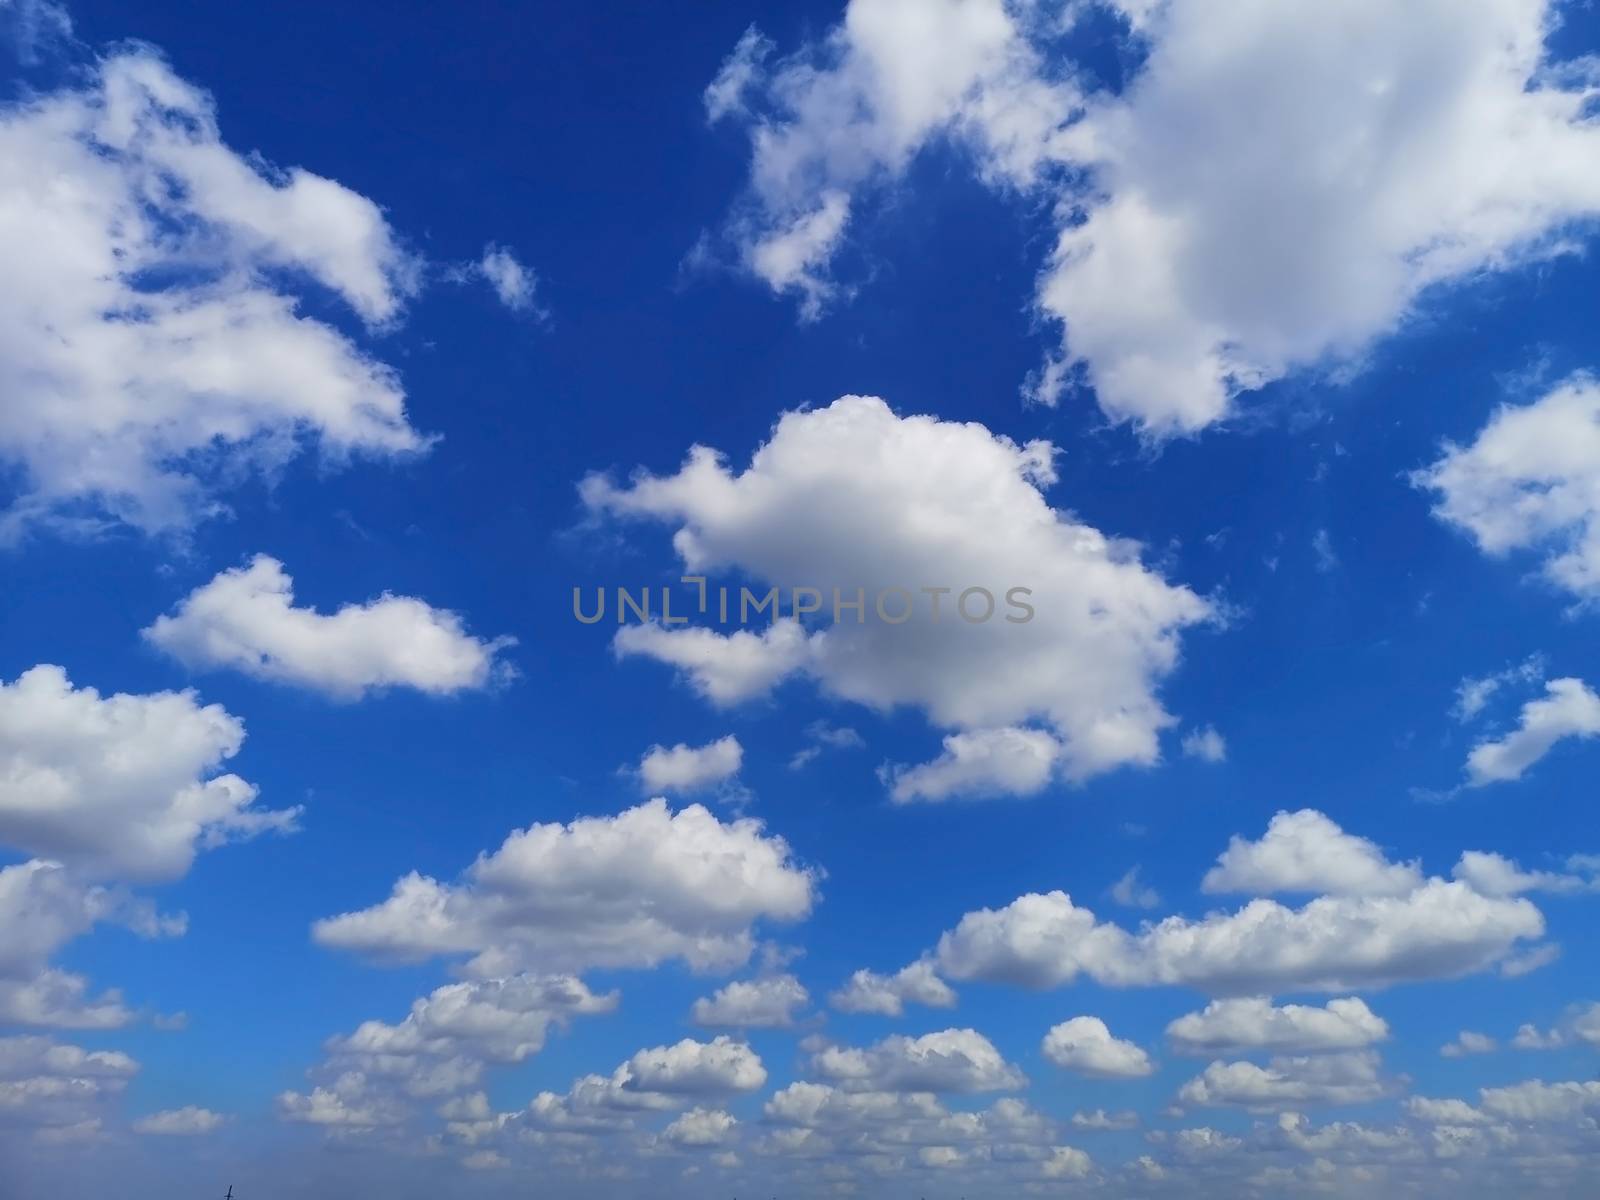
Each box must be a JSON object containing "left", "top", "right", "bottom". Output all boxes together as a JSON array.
[{"left": 4, "top": 2, "right": 1600, "bottom": 1197}]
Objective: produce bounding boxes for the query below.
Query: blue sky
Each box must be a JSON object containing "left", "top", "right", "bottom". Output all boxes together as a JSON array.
[{"left": 3, "top": 0, "right": 1600, "bottom": 1196}]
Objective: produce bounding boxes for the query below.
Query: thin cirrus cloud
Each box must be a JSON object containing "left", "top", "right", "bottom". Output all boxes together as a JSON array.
[
  {"left": 706, "top": 0, "right": 1600, "bottom": 434},
  {"left": 142, "top": 555, "right": 516, "bottom": 700},
  {"left": 584, "top": 394, "right": 1214, "bottom": 798}
]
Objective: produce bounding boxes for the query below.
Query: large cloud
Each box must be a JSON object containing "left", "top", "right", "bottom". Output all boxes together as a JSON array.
[
  {"left": 143, "top": 556, "right": 515, "bottom": 699},
  {"left": 585, "top": 395, "right": 1212, "bottom": 793},
  {"left": 0, "top": 665, "right": 295, "bottom": 882},
  {"left": 0, "top": 666, "right": 293, "bottom": 1030},
  {"left": 707, "top": 0, "right": 1600, "bottom": 434},
  {"left": 931, "top": 810, "right": 1545, "bottom": 994},
  {"left": 312, "top": 799, "right": 816, "bottom": 976},
  {"left": 0, "top": 49, "right": 431, "bottom": 538}
]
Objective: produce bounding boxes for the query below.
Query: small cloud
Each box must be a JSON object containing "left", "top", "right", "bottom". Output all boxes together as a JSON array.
[
  {"left": 1181, "top": 726, "right": 1227, "bottom": 764},
  {"left": 1110, "top": 866, "right": 1160, "bottom": 910}
]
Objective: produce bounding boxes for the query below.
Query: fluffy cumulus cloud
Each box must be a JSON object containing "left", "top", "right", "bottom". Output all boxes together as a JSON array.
[
  {"left": 1177, "top": 1051, "right": 1396, "bottom": 1111},
  {"left": 1202, "top": 809, "right": 1423, "bottom": 897},
  {"left": 143, "top": 556, "right": 515, "bottom": 699},
  {"left": 1461, "top": 678, "right": 1600, "bottom": 785},
  {"left": 0, "top": 665, "right": 295, "bottom": 882},
  {"left": 0, "top": 665, "right": 295, "bottom": 1031},
  {"left": 931, "top": 810, "right": 1545, "bottom": 995},
  {"left": 807, "top": 1029, "right": 1025, "bottom": 1094},
  {"left": 1418, "top": 376, "right": 1600, "bottom": 604},
  {"left": 0, "top": 1033, "right": 138, "bottom": 1140},
  {"left": 1167, "top": 998, "right": 1390, "bottom": 1056},
  {"left": 585, "top": 395, "right": 1212, "bottom": 795},
  {"left": 829, "top": 960, "right": 956, "bottom": 1017},
  {"left": 884, "top": 726, "right": 1061, "bottom": 803},
  {"left": 709, "top": 1, "right": 1600, "bottom": 435},
  {"left": 131, "top": 1106, "right": 227, "bottom": 1136},
  {"left": 1041, "top": 1016, "right": 1154, "bottom": 1079},
  {"left": 312, "top": 799, "right": 816, "bottom": 976},
  {"left": 634, "top": 735, "right": 744, "bottom": 795},
  {"left": 691, "top": 975, "right": 809, "bottom": 1029},
  {"left": 0, "top": 48, "right": 431, "bottom": 539}
]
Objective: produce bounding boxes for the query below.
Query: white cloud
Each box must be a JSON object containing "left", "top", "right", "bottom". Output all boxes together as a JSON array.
[
  {"left": 1181, "top": 726, "right": 1227, "bottom": 763},
  {"left": 1041, "top": 1145, "right": 1094, "bottom": 1179},
  {"left": 829, "top": 960, "right": 956, "bottom": 1016},
  {"left": 1070, "top": 1108, "right": 1138, "bottom": 1132},
  {"left": 324, "top": 975, "right": 618, "bottom": 1081},
  {"left": 1167, "top": 998, "right": 1389, "bottom": 1056},
  {"left": 0, "top": 49, "right": 429, "bottom": 538},
  {"left": 586, "top": 395, "right": 1213, "bottom": 789},
  {"left": 809, "top": 1029, "right": 1025, "bottom": 1094},
  {"left": 624, "top": 1037, "right": 767, "bottom": 1095},
  {"left": 312, "top": 799, "right": 816, "bottom": 975},
  {"left": 885, "top": 726, "right": 1060, "bottom": 803},
  {"left": 1463, "top": 678, "right": 1600, "bottom": 785},
  {"left": 1109, "top": 866, "right": 1159, "bottom": 910},
  {"left": 143, "top": 556, "right": 515, "bottom": 700},
  {"left": 1202, "top": 809, "right": 1423, "bottom": 897},
  {"left": 1453, "top": 655, "right": 1546, "bottom": 722},
  {"left": 635, "top": 735, "right": 744, "bottom": 795},
  {"left": 1509, "top": 1003, "right": 1600, "bottom": 1052},
  {"left": 1478, "top": 1079, "right": 1600, "bottom": 1123},
  {"left": 1041, "top": 1016, "right": 1153, "bottom": 1079},
  {"left": 1451, "top": 850, "right": 1600, "bottom": 896},
  {"left": 1442, "top": 1031, "right": 1498, "bottom": 1059},
  {"left": 691, "top": 975, "right": 809, "bottom": 1029},
  {"left": 0, "top": 968, "right": 132, "bottom": 1032},
  {"left": 706, "top": 0, "right": 1076, "bottom": 317},
  {"left": 0, "top": 1034, "right": 136, "bottom": 1136},
  {"left": 663, "top": 1106, "right": 738, "bottom": 1148},
  {"left": 1419, "top": 377, "right": 1600, "bottom": 603},
  {"left": 474, "top": 244, "right": 539, "bottom": 313},
  {"left": 131, "top": 1106, "right": 227, "bottom": 1135},
  {"left": 788, "top": 721, "right": 864, "bottom": 770},
  {"left": 709, "top": 2, "right": 1600, "bottom": 435},
  {"left": 704, "top": 25, "right": 772, "bottom": 124},
  {"left": 1177, "top": 1051, "right": 1395, "bottom": 1110},
  {"left": 933, "top": 811, "right": 1544, "bottom": 995},
  {"left": 0, "top": 665, "right": 296, "bottom": 883}
]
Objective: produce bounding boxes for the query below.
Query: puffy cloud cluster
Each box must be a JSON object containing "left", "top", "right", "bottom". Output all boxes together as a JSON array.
[
  {"left": 806, "top": 1029, "right": 1025, "bottom": 1094},
  {"left": 1176, "top": 1051, "right": 1396, "bottom": 1110},
  {"left": 708, "top": 1, "right": 1600, "bottom": 435},
  {"left": 586, "top": 395, "right": 1212, "bottom": 795},
  {"left": 0, "top": 1034, "right": 138, "bottom": 1141},
  {"left": 931, "top": 810, "right": 1545, "bottom": 994},
  {"left": 143, "top": 556, "right": 515, "bottom": 699},
  {"left": 1167, "top": 998, "right": 1390, "bottom": 1056},
  {"left": 312, "top": 799, "right": 816, "bottom": 975},
  {"left": 0, "top": 49, "right": 429, "bottom": 538},
  {"left": 0, "top": 666, "right": 294, "bottom": 1029}
]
